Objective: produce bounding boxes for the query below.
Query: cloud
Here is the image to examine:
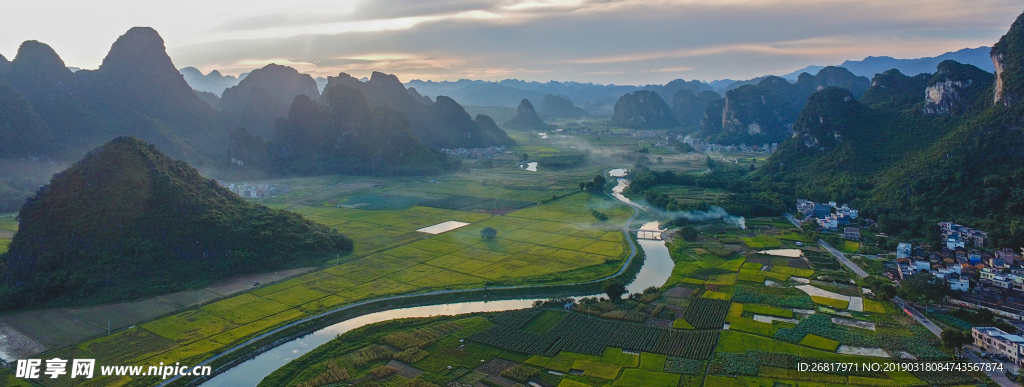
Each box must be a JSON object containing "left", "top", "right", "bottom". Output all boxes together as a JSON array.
[{"left": 2, "top": 0, "right": 1021, "bottom": 84}]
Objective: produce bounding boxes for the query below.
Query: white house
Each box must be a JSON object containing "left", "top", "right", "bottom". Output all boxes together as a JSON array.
[
  {"left": 897, "top": 243, "right": 913, "bottom": 259},
  {"left": 947, "top": 235, "right": 966, "bottom": 250},
  {"left": 950, "top": 277, "right": 970, "bottom": 291}
]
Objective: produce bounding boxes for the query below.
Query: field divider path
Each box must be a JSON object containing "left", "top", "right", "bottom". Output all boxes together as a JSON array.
[{"left": 158, "top": 190, "right": 642, "bottom": 387}]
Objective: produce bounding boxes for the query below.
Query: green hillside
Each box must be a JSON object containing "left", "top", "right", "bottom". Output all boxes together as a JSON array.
[
  {"left": 0, "top": 137, "right": 352, "bottom": 309},
  {"left": 752, "top": 10, "right": 1024, "bottom": 245}
]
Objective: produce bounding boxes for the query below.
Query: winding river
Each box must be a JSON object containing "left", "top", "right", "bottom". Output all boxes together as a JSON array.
[{"left": 193, "top": 169, "right": 673, "bottom": 387}]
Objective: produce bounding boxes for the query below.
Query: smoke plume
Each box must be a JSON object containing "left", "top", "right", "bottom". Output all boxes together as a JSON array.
[{"left": 660, "top": 205, "right": 746, "bottom": 229}]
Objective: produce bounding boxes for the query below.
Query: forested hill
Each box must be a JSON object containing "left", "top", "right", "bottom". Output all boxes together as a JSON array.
[
  {"left": 227, "top": 83, "right": 457, "bottom": 176},
  {"left": 752, "top": 10, "right": 1024, "bottom": 246},
  {"left": 0, "top": 137, "right": 353, "bottom": 309}
]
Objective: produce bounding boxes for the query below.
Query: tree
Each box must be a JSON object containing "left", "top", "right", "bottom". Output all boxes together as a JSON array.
[
  {"left": 940, "top": 329, "right": 972, "bottom": 350},
  {"left": 592, "top": 175, "right": 607, "bottom": 192},
  {"left": 603, "top": 282, "right": 627, "bottom": 301},
  {"left": 521, "top": 153, "right": 529, "bottom": 161},
  {"left": 794, "top": 212, "right": 805, "bottom": 220},
  {"left": 579, "top": 182, "right": 586, "bottom": 191},
  {"left": 863, "top": 276, "right": 897, "bottom": 301},
  {"left": 480, "top": 227, "right": 497, "bottom": 240},
  {"left": 898, "top": 272, "right": 948, "bottom": 305},
  {"left": 677, "top": 226, "right": 699, "bottom": 241},
  {"left": 801, "top": 221, "right": 817, "bottom": 236},
  {"left": 656, "top": 157, "right": 663, "bottom": 164}
]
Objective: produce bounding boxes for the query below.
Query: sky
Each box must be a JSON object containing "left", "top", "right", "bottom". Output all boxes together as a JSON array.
[{"left": 1, "top": 0, "right": 1021, "bottom": 85}]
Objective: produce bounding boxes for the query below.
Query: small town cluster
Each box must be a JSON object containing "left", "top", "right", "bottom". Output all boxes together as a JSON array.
[
  {"left": 216, "top": 181, "right": 290, "bottom": 199},
  {"left": 439, "top": 145, "right": 508, "bottom": 159},
  {"left": 796, "top": 199, "right": 861, "bottom": 234},
  {"left": 885, "top": 222, "right": 1013, "bottom": 294},
  {"left": 883, "top": 221, "right": 1024, "bottom": 369},
  {"left": 796, "top": 199, "right": 1024, "bottom": 370},
  {"left": 680, "top": 135, "right": 778, "bottom": 153}
]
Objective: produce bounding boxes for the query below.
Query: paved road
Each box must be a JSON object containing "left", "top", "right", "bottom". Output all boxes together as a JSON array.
[
  {"left": 817, "top": 238, "right": 870, "bottom": 278},
  {"left": 963, "top": 344, "right": 1016, "bottom": 386},
  {"left": 160, "top": 191, "right": 643, "bottom": 387},
  {"left": 818, "top": 232, "right": 1014, "bottom": 385},
  {"left": 783, "top": 213, "right": 802, "bottom": 228},
  {"left": 891, "top": 297, "right": 942, "bottom": 336},
  {"left": 894, "top": 291, "right": 1015, "bottom": 386}
]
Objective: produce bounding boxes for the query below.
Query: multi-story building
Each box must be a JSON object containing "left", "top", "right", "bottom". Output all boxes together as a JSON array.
[
  {"left": 844, "top": 227, "right": 861, "bottom": 241},
  {"left": 973, "top": 327, "right": 1024, "bottom": 365},
  {"left": 939, "top": 222, "right": 988, "bottom": 247}
]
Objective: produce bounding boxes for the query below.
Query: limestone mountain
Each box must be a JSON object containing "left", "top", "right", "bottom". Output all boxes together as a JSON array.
[
  {"left": 218, "top": 64, "right": 320, "bottom": 137},
  {"left": 0, "top": 29, "right": 214, "bottom": 160},
  {"left": 0, "top": 28, "right": 226, "bottom": 213},
  {"left": 992, "top": 11, "right": 1024, "bottom": 107},
  {"left": 0, "top": 137, "right": 352, "bottom": 308},
  {"left": 644, "top": 79, "right": 714, "bottom": 105},
  {"left": 256, "top": 84, "right": 452, "bottom": 176},
  {"left": 2, "top": 40, "right": 80, "bottom": 103},
  {"left": 859, "top": 69, "right": 932, "bottom": 110},
  {"left": 180, "top": 67, "right": 241, "bottom": 96},
  {"left": 0, "top": 83, "right": 56, "bottom": 159},
  {"left": 324, "top": 71, "right": 514, "bottom": 148},
  {"left": 752, "top": 10, "right": 1024, "bottom": 245},
  {"left": 194, "top": 89, "right": 220, "bottom": 108},
  {"left": 922, "top": 61, "right": 994, "bottom": 116},
  {"left": 702, "top": 99, "right": 726, "bottom": 134},
  {"left": 609, "top": 90, "right": 677, "bottom": 129},
  {"left": 790, "top": 88, "right": 868, "bottom": 153},
  {"left": 539, "top": 94, "right": 591, "bottom": 118},
  {"left": 407, "top": 87, "right": 433, "bottom": 105},
  {"left": 701, "top": 67, "right": 870, "bottom": 144},
  {"left": 0, "top": 53, "right": 9, "bottom": 75},
  {"left": 473, "top": 114, "right": 504, "bottom": 135},
  {"left": 504, "top": 99, "right": 552, "bottom": 130},
  {"left": 78, "top": 27, "right": 213, "bottom": 128},
  {"left": 673, "top": 89, "right": 721, "bottom": 127}
]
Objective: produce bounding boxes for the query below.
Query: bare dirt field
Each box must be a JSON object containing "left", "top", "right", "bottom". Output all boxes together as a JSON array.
[{"left": 0, "top": 323, "right": 47, "bottom": 360}]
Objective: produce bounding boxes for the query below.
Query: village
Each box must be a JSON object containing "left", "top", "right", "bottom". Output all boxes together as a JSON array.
[
  {"left": 216, "top": 180, "right": 290, "bottom": 199},
  {"left": 680, "top": 135, "right": 778, "bottom": 153},
  {"left": 439, "top": 145, "right": 509, "bottom": 159},
  {"left": 796, "top": 198, "right": 1024, "bottom": 375}
]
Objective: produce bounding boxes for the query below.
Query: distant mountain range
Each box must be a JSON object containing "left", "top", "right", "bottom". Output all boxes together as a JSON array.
[
  {"left": 781, "top": 47, "right": 994, "bottom": 81},
  {"left": 0, "top": 27, "right": 518, "bottom": 213},
  {"left": 173, "top": 47, "right": 996, "bottom": 119},
  {"left": 180, "top": 67, "right": 245, "bottom": 95}
]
